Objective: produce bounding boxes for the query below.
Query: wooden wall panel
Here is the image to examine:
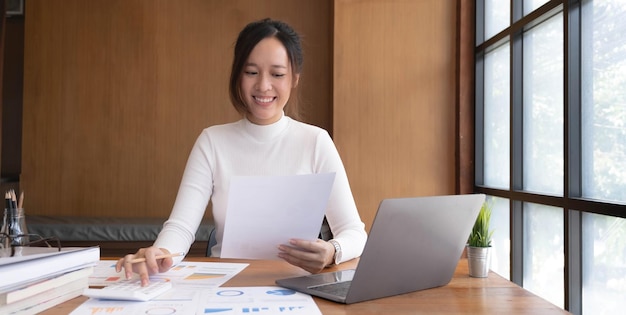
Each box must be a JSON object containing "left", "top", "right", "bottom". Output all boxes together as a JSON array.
[
  {"left": 0, "top": 0, "right": 5, "bottom": 176},
  {"left": 458, "top": 0, "right": 475, "bottom": 194},
  {"left": 333, "top": 0, "right": 458, "bottom": 229},
  {"left": 1, "top": 16, "right": 24, "bottom": 178},
  {"left": 21, "top": 0, "right": 331, "bottom": 217}
]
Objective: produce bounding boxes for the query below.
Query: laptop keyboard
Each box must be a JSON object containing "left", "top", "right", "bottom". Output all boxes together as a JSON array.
[{"left": 308, "top": 281, "right": 352, "bottom": 297}]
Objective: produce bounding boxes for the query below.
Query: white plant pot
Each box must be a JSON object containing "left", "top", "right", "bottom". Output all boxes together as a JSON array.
[{"left": 467, "top": 245, "right": 491, "bottom": 278}]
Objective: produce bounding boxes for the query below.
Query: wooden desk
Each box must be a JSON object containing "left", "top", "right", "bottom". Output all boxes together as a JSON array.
[{"left": 42, "top": 258, "right": 570, "bottom": 314}]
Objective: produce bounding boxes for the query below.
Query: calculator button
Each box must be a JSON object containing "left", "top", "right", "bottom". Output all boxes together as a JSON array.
[{"left": 82, "top": 279, "right": 172, "bottom": 301}]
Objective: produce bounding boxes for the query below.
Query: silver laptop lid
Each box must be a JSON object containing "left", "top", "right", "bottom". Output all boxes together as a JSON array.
[{"left": 345, "top": 194, "right": 485, "bottom": 303}]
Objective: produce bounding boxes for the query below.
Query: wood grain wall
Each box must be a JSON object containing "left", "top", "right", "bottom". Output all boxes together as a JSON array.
[
  {"left": 333, "top": 0, "right": 458, "bottom": 229},
  {"left": 21, "top": 0, "right": 461, "bottom": 230},
  {"left": 21, "top": 0, "right": 332, "bottom": 217}
]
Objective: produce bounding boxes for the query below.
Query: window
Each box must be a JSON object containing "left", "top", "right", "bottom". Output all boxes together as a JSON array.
[
  {"left": 490, "top": 196, "right": 511, "bottom": 279},
  {"left": 582, "top": 213, "right": 626, "bottom": 314},
  {"left": 475, "top": 0, "right": 626, "bottom": 314},
  {"left": 484, "top": 0, "right": 509, "bottom": 39},
  {"left": 522, "top": 14, "right": 563, "bottom": 196},
  {"left": 483, "top": 44, "right": 510, "bottom": 189},
  {"left": 580, "top": 0, "right": 626, "bottom": 204},
  {"left": 523, "top": 203, "right": 564, "bottom": 307}
]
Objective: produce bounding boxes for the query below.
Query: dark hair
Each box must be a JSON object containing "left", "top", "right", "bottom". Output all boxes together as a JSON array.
[{"left": 229, "top": 18, "right": 304, "bottom": 120}]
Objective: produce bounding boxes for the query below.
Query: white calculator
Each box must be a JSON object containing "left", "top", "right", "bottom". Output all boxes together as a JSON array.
[{"left": 83, "top": 279, "right": 172, "bottom": 301}]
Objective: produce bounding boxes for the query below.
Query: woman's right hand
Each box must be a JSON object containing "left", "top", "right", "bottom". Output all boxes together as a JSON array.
[{"left": 115, "top": 246, "right": 173, "bottom": 286}]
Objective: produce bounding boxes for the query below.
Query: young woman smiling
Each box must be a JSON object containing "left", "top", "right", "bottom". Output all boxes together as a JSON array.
[{"left": 117, "top": 18, "right": 367, "bottom": 286}]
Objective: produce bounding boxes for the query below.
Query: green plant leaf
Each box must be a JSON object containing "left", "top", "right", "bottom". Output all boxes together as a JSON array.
[{"left": 468, "top": 200, "right": 494, "bottom": 247}]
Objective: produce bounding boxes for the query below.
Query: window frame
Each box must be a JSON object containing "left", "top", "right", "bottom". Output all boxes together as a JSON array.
[{"left": 474, "top": 0, "right": 626, "bottom": 313}]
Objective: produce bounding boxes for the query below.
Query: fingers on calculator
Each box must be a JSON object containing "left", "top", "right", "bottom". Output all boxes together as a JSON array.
[{"left": 82, "top": 279, "right": 172, "bottom": 301}]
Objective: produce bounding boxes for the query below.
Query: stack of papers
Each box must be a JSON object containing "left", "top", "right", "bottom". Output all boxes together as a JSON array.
[
  {"left": 72, "top": 260, "right": 321, "bottom": 315},
  {"left": 0, "top": 246, "right": 100, "bottom": 314}
]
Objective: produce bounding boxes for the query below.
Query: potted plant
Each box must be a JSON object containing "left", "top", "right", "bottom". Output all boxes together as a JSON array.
[{"left": 467, "top": 200, "right": 494, "bottom": 278}]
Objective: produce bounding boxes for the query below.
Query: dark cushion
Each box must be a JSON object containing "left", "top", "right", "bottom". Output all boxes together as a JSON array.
[{"left": 26, "top": 215, "right": 212, "bottom": 242}]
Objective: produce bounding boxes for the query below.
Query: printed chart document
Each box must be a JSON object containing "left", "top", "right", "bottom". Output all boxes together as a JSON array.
[
  {"left": 88, "top": 260, "right": 248, "bottom": 288},
  {"left": 72, "top": 261, "right": 253, "bottom": 315},
  {"left": 198, "top": 286, "right": 321, "bottom": 315},
  {"left": 71, "top": 286, "right": 321, "bottom": 315},
  {"left": 221, "top": 173, "right": 336, "bottom": 260}
]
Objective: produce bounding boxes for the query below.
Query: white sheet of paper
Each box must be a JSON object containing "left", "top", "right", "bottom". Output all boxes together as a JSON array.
[
  {"left": 198, "top": 286, "right": 322, "bottom": 315},
  {"left": 71, "top": 286, "right": 321, "bottom": 315},
  {"left": 88, "top": 260, "right": 248, "bottom": 288},
  {"left": 221, "top": 173, "right": 336, "bottom": 260}
]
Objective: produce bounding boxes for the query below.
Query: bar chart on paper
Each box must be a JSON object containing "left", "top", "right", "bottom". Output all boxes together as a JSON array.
[{"left": 200, "top": 287, "right": 321, "bottom": 315}]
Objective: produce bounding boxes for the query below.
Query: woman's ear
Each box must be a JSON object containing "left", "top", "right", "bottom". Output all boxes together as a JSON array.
[{"left": 292, "top": 73, "right": 300, "bottom": 88}]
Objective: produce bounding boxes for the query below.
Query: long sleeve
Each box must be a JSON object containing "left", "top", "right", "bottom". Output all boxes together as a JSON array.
[
  {"left": 311, "top": 131, "right": 367, "bottom": 263},
  {"left": 153, "top": 131, "right": 215, "bottom": 265},
  {"left": 153, "top": 114, "right": 367, "bottom": 265}
]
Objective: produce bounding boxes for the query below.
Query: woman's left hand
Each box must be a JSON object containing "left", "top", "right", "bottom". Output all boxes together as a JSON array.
[{"left": 277, "top": 239, "right": 335, "bottom": 273}]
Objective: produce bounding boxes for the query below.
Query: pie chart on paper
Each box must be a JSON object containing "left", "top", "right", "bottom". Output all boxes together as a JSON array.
[{"left": 266, "top": 289, "right": 296, "bottom": 296}]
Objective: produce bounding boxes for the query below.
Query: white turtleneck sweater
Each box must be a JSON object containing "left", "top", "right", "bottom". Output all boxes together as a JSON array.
[{"left": 154, "top": 114, "right": 367, "bottom": 265}]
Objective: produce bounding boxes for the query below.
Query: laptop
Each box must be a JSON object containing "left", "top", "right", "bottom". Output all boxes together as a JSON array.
[{"left": 275, "top": 193, "right": 486, "bottom": 304}]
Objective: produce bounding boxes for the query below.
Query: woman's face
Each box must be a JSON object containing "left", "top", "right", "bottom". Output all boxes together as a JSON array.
[{"left": 240, "top": 37, "right": 299, "bottom": 125}]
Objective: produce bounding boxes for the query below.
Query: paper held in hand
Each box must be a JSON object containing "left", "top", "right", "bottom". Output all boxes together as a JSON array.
[{"left": 221, "top": 173, "right": 336, "bottom": 260}]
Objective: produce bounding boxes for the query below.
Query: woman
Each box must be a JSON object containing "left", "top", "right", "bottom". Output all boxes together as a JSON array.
[{"left": 117, "top": 18, "right": 367, "bottom": 286}]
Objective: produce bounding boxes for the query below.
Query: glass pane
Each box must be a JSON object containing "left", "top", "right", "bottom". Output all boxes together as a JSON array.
[
  {"left": 523, "top": 203, "right": 564, "bottom": 308},
  {"left": 583, "top": 212, "right": 626, "bottom": 315},
  {"left": 489, "top": 196, "right": 510, "bottom": 279},
  {"left": 524, "top": 0, "right": 549, "bottom": 16},
  {"left": 522, "top": 15, "right": 564, "bottom": 195},
  {"left": 581, "top": 0, "right": 626, "bottom": 203},
  {"left": 485, "top": 0, "right": 510, "bottom": 40},
  {"left": 484, "top": 43, "right": 510, "bottom": 189}
]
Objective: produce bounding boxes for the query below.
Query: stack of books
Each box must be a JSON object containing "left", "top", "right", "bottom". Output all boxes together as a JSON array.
[{"left": 0, "top": 246, "right": 100, "bottom": 314}]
